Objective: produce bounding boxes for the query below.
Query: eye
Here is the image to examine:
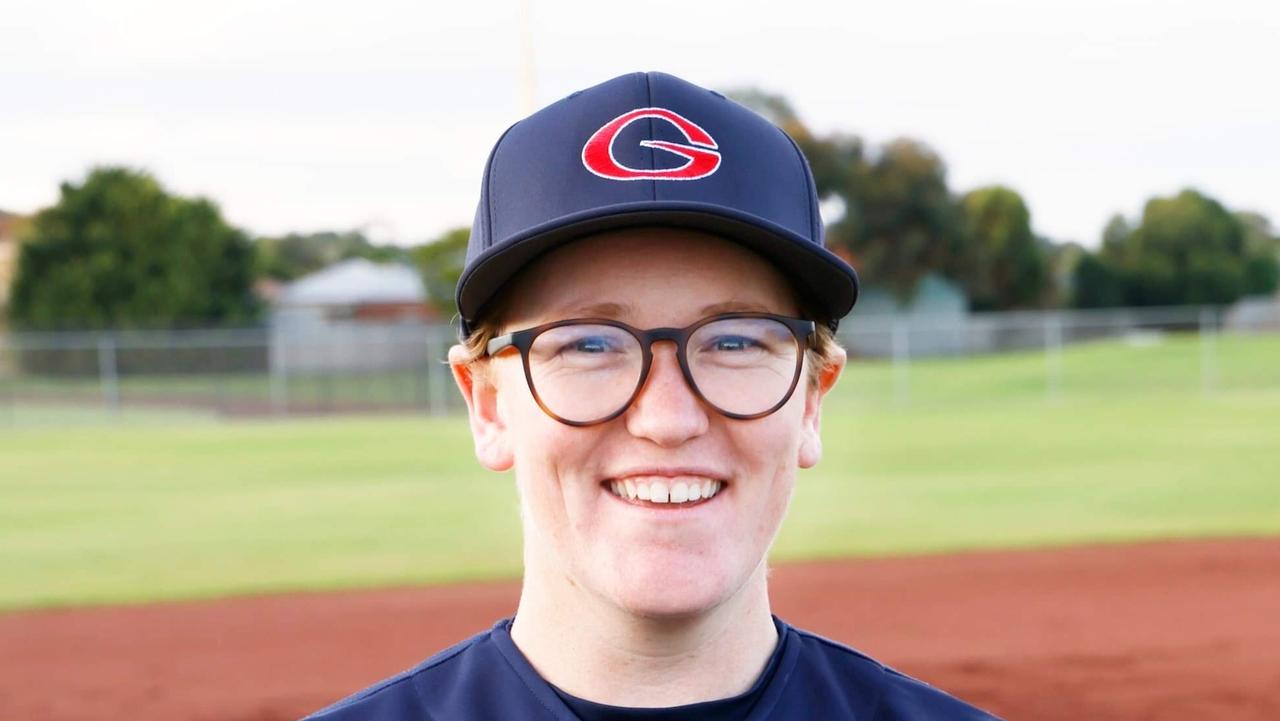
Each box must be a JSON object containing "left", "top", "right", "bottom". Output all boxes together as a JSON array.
[
  {"left": 708, "top": 335, "right": 760, "bottom": 352},
  {"left": 570, "top": 336, "right": 617, "bottom": 353}
]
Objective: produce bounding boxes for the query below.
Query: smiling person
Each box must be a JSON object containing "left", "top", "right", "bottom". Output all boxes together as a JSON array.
[{"left": 305, "top": 72, "right": 999, "bottom": 720}]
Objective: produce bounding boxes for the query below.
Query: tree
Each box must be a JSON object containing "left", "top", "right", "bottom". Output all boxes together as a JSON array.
[
  {"left": 731, "top": 88, "right": 1050, "bottom": 305},
  {"left": 1124, "top": 189, "right": 1247, "bottom": 305},
  {"left": 410, "top": 226, "right": 469, "bottom": 318},
  {"left": 254, "top": 229, "right": 406, "bottom": 282},
  {"left": 957, "top": 186, "right": 1048, "bottom": 310},
  {"left": 1041, "top": 239, "right": 1084, "bottom": 308},
  {"left": 1235, "top": 211, "right": 1280, "bottom": 296},
  {"left": 1100, "top": 214, "right": 1132, "bottom": 256},
  {"left": 1072, "top": 253, "right": 1125, "bottom": 308},
  {"left": 9, "top": 166, "right": 260, "bottom": 330},
  {"left": 1073, "top": 190, "right": 1270, "bottom": 308},
  {"left": 833, "top": 139, "right": 967, "bottom": 301},
  {"left": 1243, "top": 255, "right": 1279, "bottom": 296}
]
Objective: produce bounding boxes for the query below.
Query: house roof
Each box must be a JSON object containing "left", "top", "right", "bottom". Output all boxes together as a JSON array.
[{"left": 278, "top": 258, "right": 426, "bottom": 306}]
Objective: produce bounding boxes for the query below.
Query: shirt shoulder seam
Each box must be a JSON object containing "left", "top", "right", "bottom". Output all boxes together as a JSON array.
[
  {"left": 794, "top": 628, "right": 999, "bottom": 719},
  {"left": 791, "top": 627, "right": 895, "bottom": 719},
  {"left": 792, "top": 627, "right": 888, "bottom": 668}
]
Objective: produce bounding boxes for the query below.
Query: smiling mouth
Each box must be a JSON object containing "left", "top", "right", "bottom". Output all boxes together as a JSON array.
[{"left": 603, "top": 477, "right": 724, "bottom": 507}]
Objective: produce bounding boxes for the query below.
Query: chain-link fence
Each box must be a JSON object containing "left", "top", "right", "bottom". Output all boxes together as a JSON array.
[
  {"left": 1, "top": 304, "right": 1277, "bottom": 425},
  {"left": 837, "top": 304, "right": 1279, "bottom": 407},
  {"left": 0, "top": 323, "right": 462, "bottom": 424}
]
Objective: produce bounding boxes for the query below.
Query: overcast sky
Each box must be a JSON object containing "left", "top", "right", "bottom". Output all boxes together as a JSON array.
[{"left": 3, "top": 0, "right": 1277, "bottom": 248}]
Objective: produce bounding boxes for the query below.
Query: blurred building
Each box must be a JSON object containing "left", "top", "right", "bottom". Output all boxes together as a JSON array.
[
  {"left": 853, "top": 273, "right": 968, "bottom": 318},
  {"left": 1225, "top": 292, "right": 1280, "bottom": 332},
  {"left": 273, "top": 257, "right": 433, "bottom": 325},
  {"left": 270, "top": 258, "right": 440, "bottom": 373},
  {"left": 845, "top": 273, "right": 972, "bottom": 357}
]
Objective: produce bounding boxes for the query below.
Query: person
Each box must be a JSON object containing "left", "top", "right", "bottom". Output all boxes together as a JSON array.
[{"left": 304, "top": 71, "right": 1000, "bottom": 720}]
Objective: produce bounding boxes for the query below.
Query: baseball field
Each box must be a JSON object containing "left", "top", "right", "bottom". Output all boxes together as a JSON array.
[{"left": 3, "top": 332, "right": 1278, "bottom": 719}]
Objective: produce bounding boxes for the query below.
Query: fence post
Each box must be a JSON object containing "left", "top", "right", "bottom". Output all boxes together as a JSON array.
[
  {"left": 97, "top": 333, "right": 120, "bottom": 414},
  {"left": 212, "top": 337, "right": 227, "bottom": 417},
  {"left": 1199, "top": 307, "right": 1217, "bottom": 396},
  {"left": 891, "top": 319, "right": 910, "bottom": 407},
  {"left": 426, "top": 326, "right": 448, "bottom": 417},
  {"left": 270, "top": 330, "right": 287, "bottom": 417},
  {"left": 1044, "top": 312, "right": 1063, "bottom": 404},
  {"left": 0, "top": 338, "right": 13, "bottom": 426}
]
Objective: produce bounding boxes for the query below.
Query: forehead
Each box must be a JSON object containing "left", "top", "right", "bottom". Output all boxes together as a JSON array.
[{"left": 500, "top": 228, "right": 802, "bottom": 328}]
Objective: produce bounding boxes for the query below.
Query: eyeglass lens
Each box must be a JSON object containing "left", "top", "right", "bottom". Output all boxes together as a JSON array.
[{"left": 526, "top": 317, "right": 800, "bottom": 423}]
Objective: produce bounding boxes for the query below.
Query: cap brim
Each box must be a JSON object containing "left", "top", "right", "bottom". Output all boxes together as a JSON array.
[{"left": 456, "top": 201, "right": 859, "bottom": 335}]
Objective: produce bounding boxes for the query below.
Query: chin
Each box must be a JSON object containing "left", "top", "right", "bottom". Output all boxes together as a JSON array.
[
  {"left": 615, "top": 590, "right": 724, "bottom": 620},
  {"left": 600, "top": 554, "right": 746, "bottom": 620}
]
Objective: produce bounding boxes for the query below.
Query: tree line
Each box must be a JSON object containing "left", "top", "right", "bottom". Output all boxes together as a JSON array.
[
  {"left": 5, "top": 167, "right": 470, "bottom": 330},
  {"left": 6, "top": 95, "right": 1278, "bottom": 331},
  {"left": 730, "top": 89, "right": 1279, "bottom": 313}
]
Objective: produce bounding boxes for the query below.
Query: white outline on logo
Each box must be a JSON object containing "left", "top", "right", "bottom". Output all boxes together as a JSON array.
[{"left": 581, "top": 107, "right": 721, "bottom": 181}]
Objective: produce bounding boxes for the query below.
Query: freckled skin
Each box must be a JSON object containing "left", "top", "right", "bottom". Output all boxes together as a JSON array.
[{"left": 460, "top": 227, "right": 834, "bottom": 619}]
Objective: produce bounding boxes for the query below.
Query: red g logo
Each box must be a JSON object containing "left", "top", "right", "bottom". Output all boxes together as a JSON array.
[{"left": 582, "top": 108, "right": 721, "bottom": 181}]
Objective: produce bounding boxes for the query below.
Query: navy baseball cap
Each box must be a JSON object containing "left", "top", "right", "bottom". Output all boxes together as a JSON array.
[{"left": 456, "top": 71, "right": 859, "bottom": 336}]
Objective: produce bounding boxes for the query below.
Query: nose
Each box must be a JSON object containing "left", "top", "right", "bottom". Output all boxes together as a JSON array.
[{"left": 624, "top": 341, "right": 710, "bottom": 446}]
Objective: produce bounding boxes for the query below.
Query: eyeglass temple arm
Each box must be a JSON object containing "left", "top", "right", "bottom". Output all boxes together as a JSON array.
[
  {"left": 795, "top": 319, "right": 820, "bottom": 348},
  {"left": 486, "top": 334, "right": 516, "bottom": 357}
]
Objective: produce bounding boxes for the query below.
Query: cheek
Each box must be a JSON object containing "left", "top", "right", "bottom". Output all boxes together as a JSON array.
[
  {"left": 496, "top": 366, "right": 567, "bottom": 464},
  {"left": 743, "top": 392, "right": 808, "bottom": 465},
  {"left": 733, "top": 401, "right": 806, "bottom": 532},
  {"left": 497, "top": 378, "right": 603, "bottom": 538}
]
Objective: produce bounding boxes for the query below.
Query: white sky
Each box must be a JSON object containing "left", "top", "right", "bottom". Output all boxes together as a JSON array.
[{"left": 2, "top": 0, "right": 1277, "bottom": 248}]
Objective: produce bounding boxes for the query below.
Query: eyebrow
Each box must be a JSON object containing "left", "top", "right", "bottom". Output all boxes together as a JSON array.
[
  {"left": 698, "top": 300, "right": 775, "bottom": 315},
  {"left": 559, "top": 301, "right": 631, "bottom": 318}
]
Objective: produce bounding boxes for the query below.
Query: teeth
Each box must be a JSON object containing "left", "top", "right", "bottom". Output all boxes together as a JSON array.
[
  {"left": 607, "top": 479, "right": 723, "bottom": 504},
  {"left": 650, "top": 481, "right": 669, "bottom": 503}
]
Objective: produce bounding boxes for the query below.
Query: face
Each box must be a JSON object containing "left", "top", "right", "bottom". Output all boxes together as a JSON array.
[{"left": 451, "top": 227, "right": 843, "bottom": 619}]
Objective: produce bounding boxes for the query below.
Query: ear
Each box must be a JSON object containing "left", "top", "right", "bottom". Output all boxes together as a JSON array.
[
  {"left": 449, "top": 344, "right": 514, "bottom": 472},
  {"left": 797, "top": 346, "right": 846, "bottom": 469}
]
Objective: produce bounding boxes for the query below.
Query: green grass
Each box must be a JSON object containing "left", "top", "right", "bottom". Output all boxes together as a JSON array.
[{"left": 2, "top": 333, "right": 1278, "bottom": 611}]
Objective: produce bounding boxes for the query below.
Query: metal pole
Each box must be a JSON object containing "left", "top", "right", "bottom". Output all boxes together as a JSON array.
[
  {"left": 891, "top": 319, "right": 910, "bottom": 407},
  {"left": 1199, "top": 307, "right": 1217, "bottom": 396},
  {"left": 322, "top": 330, "right": 335, "bottom": 414},
  {"left": 426, "top": 326, "right": 448, "bottom": 416},
  {"left": 270, "top": 330, "right": 287, "bottom": 417},
  {"left": 0, "top": 337, "right": 14, "bottom": 427},
  {"left": 97, "top": 333, "right": 120, "bottom": 414},
  {"left": 212, "top": 337, "right": 227, "bottom": 417},
  {"left": 1045, "top": 312, "right": 1063, "bottom": 404}
]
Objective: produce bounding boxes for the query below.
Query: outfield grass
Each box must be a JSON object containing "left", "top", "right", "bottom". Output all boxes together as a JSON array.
[{"left": 2, "top": 333, "right": 1278, "bottom": 610}]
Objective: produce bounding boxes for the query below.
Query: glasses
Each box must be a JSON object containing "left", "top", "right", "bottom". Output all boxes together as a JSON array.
[{"left": 485, "top": 312, "right": 815, "bottom": 426}]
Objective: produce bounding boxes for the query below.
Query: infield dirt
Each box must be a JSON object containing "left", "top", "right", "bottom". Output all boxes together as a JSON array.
[{"left": 2, "top": 537, "right": 1276, "bottom": 720}]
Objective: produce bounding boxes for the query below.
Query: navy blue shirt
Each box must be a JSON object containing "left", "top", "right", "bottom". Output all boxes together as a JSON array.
[
  {"left": 304, "top": 616, "right": 1001, "bottom": 720},
  {"left": 549, "top": 615, "right": 790, "bottom": 721}
]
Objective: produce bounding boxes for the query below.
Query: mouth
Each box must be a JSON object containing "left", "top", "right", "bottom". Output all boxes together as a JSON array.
[{"left": 602, "top": 476, "right": 725, "bottom": 508}]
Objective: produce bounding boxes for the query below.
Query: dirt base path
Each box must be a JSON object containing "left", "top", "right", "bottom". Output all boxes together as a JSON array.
[{"left": 3, "top": 537, "right": 1277, "bottom": 721}]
